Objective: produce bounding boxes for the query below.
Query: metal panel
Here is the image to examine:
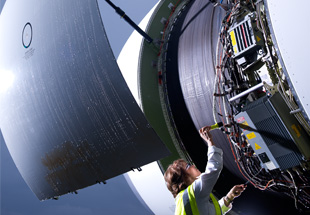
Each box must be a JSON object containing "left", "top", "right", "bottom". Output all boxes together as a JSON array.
[
  {"left": 236, "top": 111, "right": 280, "bottom": 171},
  {"left": 264, "top": 0, "right": 310, "bottom": 124},
  {"left": 0, "top": 0, "right": 170, "bottom": 200},
  {"left": 236, "top": 95, "right": 303, "bottom": 171}
]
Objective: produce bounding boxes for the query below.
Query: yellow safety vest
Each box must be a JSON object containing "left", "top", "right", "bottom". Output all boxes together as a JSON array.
[{"left": 175, "top": 184, "right": 222, "bottom": 215}]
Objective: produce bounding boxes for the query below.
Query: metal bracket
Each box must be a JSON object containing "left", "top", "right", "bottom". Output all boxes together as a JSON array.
[{"left": 263, "top": 81, "right": 278, "bottom": 96}]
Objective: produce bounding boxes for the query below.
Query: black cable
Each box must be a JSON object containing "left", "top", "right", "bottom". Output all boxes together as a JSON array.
[{"left": 104, "top": 0, "right": 153, "bottom": 43}]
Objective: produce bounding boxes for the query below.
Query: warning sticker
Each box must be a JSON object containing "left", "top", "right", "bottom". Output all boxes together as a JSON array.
[
  {"left": 256, "top": 35, "right": 262, "bottom": 42},
  {"left": 291, "top": 124, "right": 301, "bottom": 138},
  {"left": 246, "top": 132, "right": 256, "bottom": 140},
  {"left": 239, "top": 121, "right": 249, "bottom": 131},
  {"left": 254, "top": 143, "right": 261, "bottom": 150},
  {"left": 237, "top": 116, "right": 245, "bottom": 123}
]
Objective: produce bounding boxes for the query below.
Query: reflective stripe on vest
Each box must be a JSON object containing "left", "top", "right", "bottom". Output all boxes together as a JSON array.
[
  {"left": 210, "top": 193, "right": 222, "bottom": 215},
  {"left": 175, "top": 184, "right": 222, "bottom": 215}
]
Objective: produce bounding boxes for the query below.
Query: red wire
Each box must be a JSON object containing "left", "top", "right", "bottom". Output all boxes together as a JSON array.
[
  {"left": 261, "top": 179, "right": 274, "bottom": 190},
  {"left": 215, "top": 0, "right": 276, "bottom": 192},
  {"left": 216, "top": 38, "right": 264, "bottom": 189}
]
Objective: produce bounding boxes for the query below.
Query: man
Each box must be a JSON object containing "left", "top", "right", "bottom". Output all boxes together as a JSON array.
[{"left": 164, "top": 125, "right": 246, "bottom": 215}]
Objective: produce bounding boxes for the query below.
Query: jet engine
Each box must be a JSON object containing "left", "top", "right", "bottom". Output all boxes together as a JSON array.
[{"left": 138, "top": 0, "right": 310, "bottom": 213}]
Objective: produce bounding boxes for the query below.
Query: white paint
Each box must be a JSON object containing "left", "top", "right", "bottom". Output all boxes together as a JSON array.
[
  {"left": 267, "top": 0, "right": 310, "bottom": 120},
  {"left": 0, "top": 70, "right": 15, "bottom": 93},
  {"left": 117, "top": 3, "right": 175, "bottom": 215},
  {"left": 125, "top": 162, "right": 175, "bottom": 215}
]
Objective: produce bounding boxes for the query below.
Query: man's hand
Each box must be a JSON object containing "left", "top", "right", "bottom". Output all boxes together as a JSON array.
[{"left": 199, "top": 126, "right": 214, "bottom": 146}]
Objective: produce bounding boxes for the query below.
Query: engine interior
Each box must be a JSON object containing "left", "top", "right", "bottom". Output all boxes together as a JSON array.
[{"left": 148, "top": 0, "right": 310, "bottom": 212}]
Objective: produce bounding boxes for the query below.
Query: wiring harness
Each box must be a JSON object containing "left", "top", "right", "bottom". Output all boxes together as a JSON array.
[{"left": 213, "top": 0, "right": 310, "bottom": 211}]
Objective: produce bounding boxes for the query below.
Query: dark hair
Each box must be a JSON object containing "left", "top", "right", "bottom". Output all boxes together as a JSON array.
[{"left": 164, "top": 159, "right": 192, "bottom": 198}]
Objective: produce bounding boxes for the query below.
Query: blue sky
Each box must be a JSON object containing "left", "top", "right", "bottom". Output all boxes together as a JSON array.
[{"left": 0, "top": 1, "right": 159, "bottom": 214}]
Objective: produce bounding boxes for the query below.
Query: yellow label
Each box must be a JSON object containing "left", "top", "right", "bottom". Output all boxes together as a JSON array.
[
  {"left": 241, "top": 121, "right": 249, "bottom": 126},
  {"left": 256, "top": 35, "right": 261, "bottom": 42},
  {"left": 239, "top": 121, "right": 249, "bottom": 130},
  {"left": 230, "top": 31, "right": 237, "bottom": 46},
  {"left": 246, "top": 132, "right": 256, "bottom": 139},
  {"left": 291, "top": 124, "right": 301, "bottom": 138},
  {"left": 255, "top": 143, "right": 262, "bottom": 150}
]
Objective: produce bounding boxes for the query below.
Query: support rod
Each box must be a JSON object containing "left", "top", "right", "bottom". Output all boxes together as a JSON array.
[
  {"left": 228, "top": 82, "right": 264, "bottom": 103},
  {"left": 105, "top": 0, "right": 153, "bottom": 43}
]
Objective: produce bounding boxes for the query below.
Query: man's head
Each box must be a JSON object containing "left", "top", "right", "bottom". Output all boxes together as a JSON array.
[{"left": 164, "top": 159, "right": 201, "bottom": 197}]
